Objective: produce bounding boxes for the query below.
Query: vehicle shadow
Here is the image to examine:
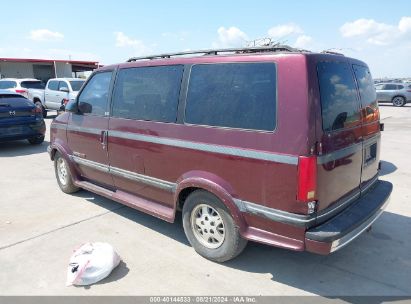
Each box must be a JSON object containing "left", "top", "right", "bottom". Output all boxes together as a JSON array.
[
  {"left": 0, "top": 140, "right": 49, "bottom": 157},
  {"left": 71, "top": 190, "right": 189, "bottom": 246},
  {"left": 379, "top": 104, "right": 411, "bottom": 108},
  {"left": 379, "top": 160, "right": 398, "bottom": 176},
  {"left": 223, "top": 211, "right": 411, "bottom": 297},
  {"left": 76, "top": 189, "right": 411, "bottom": 297}
]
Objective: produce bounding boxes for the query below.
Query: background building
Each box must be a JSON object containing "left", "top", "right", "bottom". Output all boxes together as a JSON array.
[{"left": 0, "top": 58, "right": 99, "bottom": 83}]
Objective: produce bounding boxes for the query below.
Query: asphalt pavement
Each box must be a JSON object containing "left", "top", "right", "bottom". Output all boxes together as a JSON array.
[{"left": 0, "top": 106, "right": 410, "bottom": 296}]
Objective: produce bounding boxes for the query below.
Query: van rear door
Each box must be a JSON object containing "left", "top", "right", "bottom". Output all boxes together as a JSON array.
[
  {"left": 352, "top": 64, "right": 381, "bottom": 192},
  {"left": 315, "top": 60, "right": 363, "bottom": 212}
]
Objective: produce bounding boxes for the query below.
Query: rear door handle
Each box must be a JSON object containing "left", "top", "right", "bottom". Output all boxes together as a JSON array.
[{"left": 100, "top": 130, "right": 108, "bottom": 150}]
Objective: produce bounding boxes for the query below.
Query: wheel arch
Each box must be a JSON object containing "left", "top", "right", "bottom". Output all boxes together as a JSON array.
[
  {"left": 174, "top": 171, "right": 246, "bottom": 231},
  {"left": 49, "top": 142, "right": 80, "bottom": 182}
]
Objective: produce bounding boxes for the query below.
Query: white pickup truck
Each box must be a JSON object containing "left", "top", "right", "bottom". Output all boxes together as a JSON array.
[{"left": 28, "top": 78, "right": 85, "bottom": 117}]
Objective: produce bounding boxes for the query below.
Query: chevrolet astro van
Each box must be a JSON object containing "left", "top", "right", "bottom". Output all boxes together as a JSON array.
[{"left": 48, "top": 46, "right": 392, "bottom": 262}]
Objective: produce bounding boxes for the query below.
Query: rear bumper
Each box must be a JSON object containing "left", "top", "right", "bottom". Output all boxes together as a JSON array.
[
  {"left": 0, "top": 120, "right": 46, "bottom": 142},
  {"left": 305, "top": 180, "right": 392, "bottom": 254}
]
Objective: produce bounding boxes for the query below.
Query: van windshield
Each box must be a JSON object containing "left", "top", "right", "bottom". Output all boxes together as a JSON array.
[{"left": 317, "top": 62, "right": 360, "bottom": 132}]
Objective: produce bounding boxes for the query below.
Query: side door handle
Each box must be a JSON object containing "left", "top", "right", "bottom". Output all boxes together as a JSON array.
[{"left": 100, "top": 130, "right": 108, "bottom": 150}]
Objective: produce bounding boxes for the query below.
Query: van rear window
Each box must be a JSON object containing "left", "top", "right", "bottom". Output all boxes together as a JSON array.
[
  {"left": 185, "top": 63, "right": 277, "bottom": 131},
  {"left": 353, "top": 65, "right": 379, "bottom": 123},
  {"left": 317, "top": 62, "right": 360, "bottom": 132}
]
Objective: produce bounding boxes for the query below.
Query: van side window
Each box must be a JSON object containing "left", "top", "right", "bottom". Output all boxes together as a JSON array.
[
  {"left": 77, "top": 71, "right": 113, "bottom": 116},
  {"left": 112, "top": 65, "right": 183, "bottom": 122},
  {"left": 317, "top": 62, "right": 360, "bottom": 132},
  {"left": 185, "top": 63, "right": 277, "bottom": 131}
]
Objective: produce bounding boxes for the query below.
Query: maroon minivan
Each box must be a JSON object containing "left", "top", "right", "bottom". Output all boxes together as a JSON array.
[{"left": 48, "top": 46, "right": 392, "bottom": 262}]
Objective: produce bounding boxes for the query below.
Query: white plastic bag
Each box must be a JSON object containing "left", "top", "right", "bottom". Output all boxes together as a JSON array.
[{"left": 66, "top": 242, "right": 121, "bottom": 286}]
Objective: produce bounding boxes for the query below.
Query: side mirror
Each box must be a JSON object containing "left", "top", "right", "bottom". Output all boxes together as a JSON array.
[
  {"left": 78, "top": 102, "right": 92, "bottom": 114},
  {"left": 59, "top": 87, "right": 69, "bottom": 93},
  {"left": 65, "top": 100, "right": 78, "bottom": 113}
]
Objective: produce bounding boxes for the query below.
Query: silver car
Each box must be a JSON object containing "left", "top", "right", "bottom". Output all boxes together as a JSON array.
[{"left": 375, "top": 83, "right": 411, "bottom": 107}]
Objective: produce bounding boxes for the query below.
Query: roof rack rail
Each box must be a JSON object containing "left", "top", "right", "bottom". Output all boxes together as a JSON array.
[
  {"left": 127, "top": 45, "right": 300, "bottom": 62},
  {"left": 321, "top": 50, "right": 345, "bottom": 56}
]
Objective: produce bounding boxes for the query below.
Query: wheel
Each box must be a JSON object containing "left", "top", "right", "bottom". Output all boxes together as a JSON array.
[
  {"left": 54, "top": 152, "right": 80, "bottom": 194},
  {"left": 392, "top": 96, "right": 406, "bottom": 107},
  {"left": 182, "top": 190, "right": 247, "bottom": 262},
  {"left": 34, "top": 101, "right": 47, "bottom": 118},
  {"left": 28, "top": 135, "right": 44, "bottom": 145}
]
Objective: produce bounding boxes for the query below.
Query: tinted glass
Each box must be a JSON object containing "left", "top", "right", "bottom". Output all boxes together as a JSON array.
[
  {"left": 353, "top": 65, "right": 377, "bottom": 106},
  {"left": 48, "top": 81, "right": 59, "bottom": 90},
  {"left": 375, "top": 84, "right": 384, "bottom": 90},
  {"left": 21, "top": 81, "right": 45, "bottom": 89},
  {"left": 69, "top": 80, "right": 85, "bottom": 91},
  {"left": 0, "top": 96, "right": 32, "bottom": 108},
  {"left": 383, "top": 84, "right": 397, "bottom": 90},
  {"left": 353, "top": 65, "right": 379, "bottom": 123},
  {"left": 398, "top": 85, "right": 404, "bottom": 90},
  {"left": 58, "top": 81, "right": 69, "bottom": 91},
  {"left": 317, "top": 62, "right": 360, "bottom": 132},
  {"left": 112, "top": 65, "right": 183, "bottom": 122},
  {"left": 185, "top": 63, "right": 277, "bottom": 131},
  {"left": 0, "top": 81, "right": 17, "bottom": 89},
  {"left": 78, "top": 72, "right": 112, "bottom": 116}
]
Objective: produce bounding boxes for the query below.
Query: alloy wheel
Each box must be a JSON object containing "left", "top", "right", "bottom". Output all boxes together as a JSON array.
[{"left": 190, "top": 203, "right": 225, "bottom": 249}]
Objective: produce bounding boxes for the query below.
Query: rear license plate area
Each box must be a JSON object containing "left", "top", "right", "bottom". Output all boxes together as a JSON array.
[{"left": 364, "top": 143, "right": 377, "bottom": 167}]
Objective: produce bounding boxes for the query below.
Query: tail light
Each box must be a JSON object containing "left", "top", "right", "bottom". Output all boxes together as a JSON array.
[
  {"left": 297, "top": 156, "right": 317, "bottom": 203},
  {"left": 62, "top": 98, "right": 69, "bottom": 105},
  {"left": 15, "top": 89, "right": 27, "bottom": 94},
  {"left": 32, "top": 107, "right": 42, "bottom": 116}
]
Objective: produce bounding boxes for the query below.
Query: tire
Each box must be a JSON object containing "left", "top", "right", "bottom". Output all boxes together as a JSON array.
[
  {"left": 34, "top": 101, "right": 47, "bottom": 118},
  {"left": 54, "top": 152, "right": 80, "bottom": 194},
  {"left": 28, "top": 135, "right": 44, "bottom": 145},
  {"left": 182, "top": 190, "right": 247, "bottom": 262},
  {"left": 392, "top": 96, "right": 406, "bottom": 107}
]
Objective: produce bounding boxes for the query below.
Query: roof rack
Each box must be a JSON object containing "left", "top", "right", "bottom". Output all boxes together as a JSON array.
[
  {"left": 127, "top": 45, "right": 300, "bottom": 62},
  {"left": 321, "top": 50, "right": 345, "bottom": 56}
]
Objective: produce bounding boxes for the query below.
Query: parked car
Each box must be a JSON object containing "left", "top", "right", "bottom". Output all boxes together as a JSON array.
[
  {"left": 48, "top": 46, "right": 392, "bottom": 262},
  {"left": 0, "top": 78, "right": 45, "bottom": 99},
  {"left": 0, "top": 90, "right": 45, "bottom": 144},
  {"left": 28, "top": 78, "right": 86, "bottom": 118},
  {"left": 375, "top": 83, "right": 411, "bottom": 106}
]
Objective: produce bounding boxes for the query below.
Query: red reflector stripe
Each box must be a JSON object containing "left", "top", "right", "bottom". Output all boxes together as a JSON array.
[{"left": 297, "top": 156, "right": 317, "bottom": 202}]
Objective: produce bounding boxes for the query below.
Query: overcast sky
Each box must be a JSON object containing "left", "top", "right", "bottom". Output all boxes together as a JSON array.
[{"left": 0, "top": 0, "right": 410, "bottom": 78}]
